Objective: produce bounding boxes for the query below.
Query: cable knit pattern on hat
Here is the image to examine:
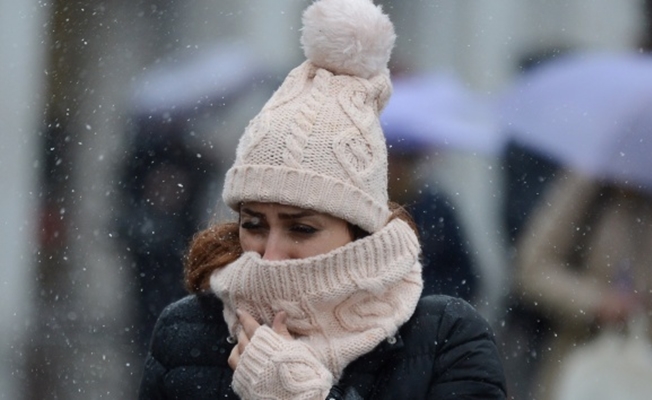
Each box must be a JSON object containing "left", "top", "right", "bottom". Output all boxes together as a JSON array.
[
  {"left": 211, "top": 218, "right": 423, "bottom": 399},
  {"left": 222, "top": 0, "right": 396, "bottom": 233}
]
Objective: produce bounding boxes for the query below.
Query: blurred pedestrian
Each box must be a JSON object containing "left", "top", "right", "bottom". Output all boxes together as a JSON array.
[
  {"left": 139, "top": 0, "right": 506, "bottom": 398},
  {"left": 117, "top": 115, "right": 216, "bottom": 354},
  {"left": 496, "top": 48, "right": 632, "bottom": 400},
  {"left": 516, "top": 171, "right": 652, "bottom": 400},
  {"left": 380, "top": 71, "right": 511, "bottom": 325},
  {"left": 386, "top": 132, "right": 478, "bottom": 302}
]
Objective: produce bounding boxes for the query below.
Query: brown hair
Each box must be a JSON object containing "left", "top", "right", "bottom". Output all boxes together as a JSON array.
[{"left": 183, "top": 201, "right": 418, "bottom": 293}]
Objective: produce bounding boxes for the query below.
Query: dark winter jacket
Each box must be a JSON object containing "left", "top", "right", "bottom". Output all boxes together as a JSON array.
[
  {"left": 409, "top": 189, "right": 477, "bottom": 301},
  {"left": 139, "top": 293, "right": 506, "bottom": 399}
]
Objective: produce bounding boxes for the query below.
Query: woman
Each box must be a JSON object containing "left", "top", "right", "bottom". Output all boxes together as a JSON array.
[{"left": 139, "top": 0, "right": 506, "bottom": 398}]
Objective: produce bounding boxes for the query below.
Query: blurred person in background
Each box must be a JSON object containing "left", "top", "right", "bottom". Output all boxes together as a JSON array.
[
  {"left": 385, "top": 118, "right": 478, "bottom": 302},
  {"left": 117, "top": 114, "right": 217, "bottom": 354},
  {"left": 498, "top": 40, "right": 652, "bottom": 398},
  {"left": 117, "top": 42, "right": 274, "bottom": 357},
  {"left": 509, "top": 65, "right": 652, "bottom": 396},
  {"left": 496, "top": 47, "right": 570, "bottom": 400},
  {"left": 498, "top": 138, "right": 560, "bottom": 400},
  {"left": 139, "top": 0, "right": 506, "bottom": 398},
  {"left": 381, "top": 70, "right": 509, "bottom": 313},
  {"left": 516, "top": 171, "right": 652, "bottom": 400}
]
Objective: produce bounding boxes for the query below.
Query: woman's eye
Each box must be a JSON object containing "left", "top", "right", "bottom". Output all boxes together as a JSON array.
[
  {"left": 241, "top": 217, "right": 263, "bottom": 230},
  {"left": 240, "top": 221, "right": 259, "bottom": 230},
  {"left": 291, "top": 224, "right": 318, "bottom": 235}
]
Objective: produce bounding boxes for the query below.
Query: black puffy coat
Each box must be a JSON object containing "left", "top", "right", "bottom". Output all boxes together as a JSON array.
[{"left": 139, "top": 293, "right": 506, "bottom": 399}]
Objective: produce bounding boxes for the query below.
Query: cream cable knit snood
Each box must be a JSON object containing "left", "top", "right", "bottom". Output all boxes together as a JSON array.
[{"left": 210, "top": 218, "right": 423, "bottom": 400}]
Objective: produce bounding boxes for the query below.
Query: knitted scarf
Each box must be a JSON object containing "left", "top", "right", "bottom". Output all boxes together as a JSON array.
[{"left": 210, "top": 218, "right": 423, "bottom": 399}]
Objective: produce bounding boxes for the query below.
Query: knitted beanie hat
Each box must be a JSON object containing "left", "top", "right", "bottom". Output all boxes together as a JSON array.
[{"left": 222, "top": 0, "right": 396, "bottom": 233}]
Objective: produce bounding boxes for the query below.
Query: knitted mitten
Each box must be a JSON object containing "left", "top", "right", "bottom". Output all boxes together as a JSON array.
[{"left": 232, "top": 326, "right": 334, "bottom": 400}]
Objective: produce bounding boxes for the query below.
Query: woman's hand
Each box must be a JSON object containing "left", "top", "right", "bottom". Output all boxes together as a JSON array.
[
  {"left": 227, "top": 310, "right": 334, "bottom": 399},
  {"left": 228, "top": 309, "right": 291, "bottom": 370}
]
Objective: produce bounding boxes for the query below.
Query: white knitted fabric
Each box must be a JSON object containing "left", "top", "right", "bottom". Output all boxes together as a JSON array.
[
  {"left": 230, "top": 326, "right": 334, "bottom": 400},
  {"left": 222, "top": 0, "right": 396, "bottom": 233},
  {"left": 210, "top": 218, "right": 423, "bottom": 400}
]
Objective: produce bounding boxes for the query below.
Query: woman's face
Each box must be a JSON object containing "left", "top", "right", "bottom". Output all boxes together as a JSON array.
[{"left": 239, "top": 202, "right": 353, "bottom": 260}]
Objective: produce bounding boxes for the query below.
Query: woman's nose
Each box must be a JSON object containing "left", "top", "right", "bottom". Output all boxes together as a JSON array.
[{"left": 261, "top": 231, "right": 289, "bottom": 261}]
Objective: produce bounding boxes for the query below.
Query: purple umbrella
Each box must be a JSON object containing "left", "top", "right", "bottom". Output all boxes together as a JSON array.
[
  {"left": 381, "top": 73, "right": 502, "bottom": 156},
  {"left": 497, "top": 51, "right": 652, "bottom": 193},
  {"left": 131, "top": 41, "right": 268, "bottom": 114}
]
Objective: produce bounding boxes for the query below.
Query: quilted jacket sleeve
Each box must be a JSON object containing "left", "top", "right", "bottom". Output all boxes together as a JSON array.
[
  {"left": 138, "top": 294, "right": 236, "bottom": 400},
  {"left": 334, "top": 295, "right": 506, "bottom": 400},
  {"left": 428, "top": 296, "right": 507, "bottom": 400},
  {"left": 139, "top": 353, "right": 167, "bottom": 400}
]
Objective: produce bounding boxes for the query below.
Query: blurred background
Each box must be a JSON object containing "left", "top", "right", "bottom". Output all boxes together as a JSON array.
[{"left": 1, "top": 0, "right": 651, "bottom": 399}]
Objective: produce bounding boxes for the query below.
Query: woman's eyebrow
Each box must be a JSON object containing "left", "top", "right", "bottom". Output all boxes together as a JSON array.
[
  {"left": 278, "top": 210, "right": 316, "bottom": 220},
  {"left": 240, "top": 208, "right": 265, "bottom": 218}
]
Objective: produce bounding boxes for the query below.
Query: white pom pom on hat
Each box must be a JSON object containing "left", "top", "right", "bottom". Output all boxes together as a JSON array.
[{"left": 301, "top": 0, "right": 396, "bottom": 79}]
